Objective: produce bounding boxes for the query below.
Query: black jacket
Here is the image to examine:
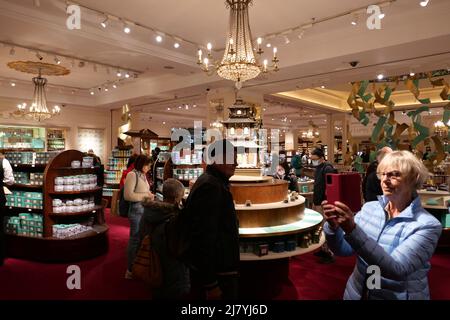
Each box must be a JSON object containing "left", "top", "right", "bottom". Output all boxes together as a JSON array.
[
  {"left": 139, "top": 201, "right": 190, "bottom": 299},
  {"left": 184, "top": 165, "right": 240, "bottom": 288},
  {"left": 313, "top": 162, "right": 336, "bottom": 205},
  {"left": 363, "top": 161, "right": 382, "bottom": 202}
]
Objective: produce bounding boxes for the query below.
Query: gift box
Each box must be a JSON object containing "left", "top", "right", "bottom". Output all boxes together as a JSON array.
[
  {"left": 253, "top": 243, "right": 269, "bottom": 257},
  {"left": 272, "top": 241, "right": 285, "bottom": 253},
  {"left": 286, "top": 240, "right": 297, "bottom": 251}
]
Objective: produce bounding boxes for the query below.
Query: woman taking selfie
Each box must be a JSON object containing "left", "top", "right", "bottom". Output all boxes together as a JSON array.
[{"left": 322, "top": 150, "right": 442, "bottom": 300}]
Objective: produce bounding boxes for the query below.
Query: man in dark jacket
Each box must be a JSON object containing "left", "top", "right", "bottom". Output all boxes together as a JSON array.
[
  {"left": 310, "top": 148, "right": 336, "bottom": 209},
  {"left": 184, "top": 139, "right": 239, "bottom": 300},
  {"left": 310, "top": 147, "right": 336, "bottom": 263}
]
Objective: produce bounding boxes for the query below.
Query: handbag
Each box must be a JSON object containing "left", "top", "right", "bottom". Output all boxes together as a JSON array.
[
  {"left": 118, "top": 171, "right": 139, "bottom": 217},
  {"left": 132, "top": 234, "right": 163, "bottom": 288}
]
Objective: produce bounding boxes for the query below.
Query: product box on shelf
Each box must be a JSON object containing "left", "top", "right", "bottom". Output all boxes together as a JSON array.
[
  {"left": 52, "top": 224, "right": 92, "bottom": 239},
  {"left": 443, "top": 212, "right": 450, "bottom": 228},
  {"left": 6, "top": 214, "right": 43, "bottom": 237}
]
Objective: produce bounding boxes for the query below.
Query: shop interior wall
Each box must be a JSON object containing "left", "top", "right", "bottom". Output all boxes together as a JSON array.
[{"left": 0, "top": 101, "right": 111, "bottom": 162}]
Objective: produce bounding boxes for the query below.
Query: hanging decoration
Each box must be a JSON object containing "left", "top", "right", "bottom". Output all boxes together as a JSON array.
[{"left": 347, "top": 68, "right": 450, "bottom": 166}]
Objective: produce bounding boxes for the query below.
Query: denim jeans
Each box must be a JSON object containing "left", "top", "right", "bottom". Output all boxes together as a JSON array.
[{"left": 127, "top": 202, "right": 144, "bottom": 271}]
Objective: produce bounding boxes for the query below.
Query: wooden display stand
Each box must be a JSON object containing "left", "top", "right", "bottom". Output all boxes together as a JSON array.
[
  {"left": 5, "top": 150, "right": 108, "bottom": 262},
  {"left": 418, "top": 189, "right": 450, "bottom": 247}
]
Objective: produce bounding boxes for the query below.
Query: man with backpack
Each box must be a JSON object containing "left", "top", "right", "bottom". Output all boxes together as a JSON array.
[{"left": 310, "top": 147, "right": 336, "bottom": 264}]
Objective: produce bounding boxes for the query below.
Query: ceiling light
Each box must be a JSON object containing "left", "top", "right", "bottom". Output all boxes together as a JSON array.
[
  {"left": 100, "top": 16, "right": 108, "bottom": 28},
  {"left": 297, "top": 29, "right": 305, "bottom": 39},
  {"left": 409, "top": 72, "right": 415, "bottom": 76},
  {"left": 193, "top": 104, "right": 197, "bottom": 108},
  {"left": 266, "top": 43, "right": 272, "bottom": 48},
  {"left": 185, "top": 104, "right": 189, "bottom": 110},
  {"left": 351, "top": 14, "right": 359, "bottom": 26},
  {"left": 11, "top": 82, "right": 16, "bottom": 87},
  {"left": 167, "top": 107, "right": 171, "bottom": 111},
  {"left": 420, "top": 0, "right": 430, "bottom": 7},
  {"left": 125, "top": 73, "right": 130, "bottom": 78},
  {"left": 377, "top": 74, "right": 384, "bottom": 80},
  {"left": 174, "top": 42, "right": 180, "bottom": 48},
  {"left": 54, "top": 56, "right": 61, "bottom": 65},
  {"left": 284, "top": 35, "right": 290, "bottom": 44},
  {"left": 156, "top": 35, "right": 163, "bottom": 42},
  {"left": 320, "top": 85, "right": 326, "bottom": 89},
  {"left": 112, "top": 84, "right": 117, "bottom": 89},
  {"left": 104, "top": 86, "right": 109, "bottom": 92},
  {"left": 116, "top": 70, "right": 122, "bottom": 77},
  {"left": 35, "top": 52, "right": 43, "bottom": 60},
  {"left": 178, "top": 106, "right": 182, "bottom": 109},
  {"left": 90, "top": 91, "right": 95, "bottom": 95},
  {"left": 9, "top": 47, "right": 15, "bottom": 56},
  {"left": 163, "top": 121, "right": 166, "bottom": 125},
  {"left": 123, "top": 22, "right": 131, "bottom": 34}
]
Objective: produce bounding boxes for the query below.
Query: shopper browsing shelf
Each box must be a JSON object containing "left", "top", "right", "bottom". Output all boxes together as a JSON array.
[
  {"left": 124, "top": 154, "right": 155, "bottom": 279},
  {"left": 322, "top": 150, "right": 442, "bottom": 300},
  {"left": 274, "top": 165, "right": 299, "bottom": 192},
  {"left": 0, "top": 152, "right": 14, "bottom": 266},
  {"left": 139, "top": 178, "right": 190, "bottom": 299},
  {"left": 183, "top": 139, "right": 240, "bottom": 300}
]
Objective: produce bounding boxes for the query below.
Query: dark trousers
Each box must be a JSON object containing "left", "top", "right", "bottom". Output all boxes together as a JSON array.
[{"left": 189, "top": 271, "right": 239, "bottom": 300}]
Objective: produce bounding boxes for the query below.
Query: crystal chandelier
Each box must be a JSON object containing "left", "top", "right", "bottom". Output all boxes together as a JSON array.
[
  {"left": 197, "top": 0, "right": 279, "bottom": 89},
  {"left": 15, "top": 73, "right": 61, "bottom": 121}
]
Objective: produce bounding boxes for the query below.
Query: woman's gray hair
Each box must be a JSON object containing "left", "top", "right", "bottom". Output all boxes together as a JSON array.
[
  {"left": 378, "top": 150, "right": 430, "bottom": 189},
  {"left": 163, "top": 178, "right": 185, "bottom": 201}
]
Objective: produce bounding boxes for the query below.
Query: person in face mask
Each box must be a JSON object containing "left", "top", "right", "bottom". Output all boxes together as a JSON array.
[
  {"left": 310, "top": 147, "right": 337, "bottom": 263},
  {"left": 274, "top": 165, "right": 299, "bottom": 192},
  {"left": 310, "top": 148, "right": 336, "bottom": 210}
]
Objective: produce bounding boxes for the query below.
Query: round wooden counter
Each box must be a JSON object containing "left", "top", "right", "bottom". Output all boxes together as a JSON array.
[{"left": 230, "top": 179, "right": 289, "bottom": 205}]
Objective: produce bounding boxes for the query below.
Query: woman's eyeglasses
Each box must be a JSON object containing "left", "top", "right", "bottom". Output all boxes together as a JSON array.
[{"left": 376, "top": 170, "right": 402, "bottom": 180}]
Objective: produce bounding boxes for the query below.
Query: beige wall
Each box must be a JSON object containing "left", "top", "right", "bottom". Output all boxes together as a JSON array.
[{"left": 0, "top": 101, "right": 111, "bottom": 162}]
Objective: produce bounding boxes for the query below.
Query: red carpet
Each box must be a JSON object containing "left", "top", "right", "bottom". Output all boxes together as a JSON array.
[{"left": 1, "top": 211, "right": 449, "bottom": 300}]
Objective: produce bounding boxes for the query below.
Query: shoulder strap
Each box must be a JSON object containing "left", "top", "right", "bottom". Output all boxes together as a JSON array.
[{"left": 133, "top": 171, "right": 139, "bottom": 192}]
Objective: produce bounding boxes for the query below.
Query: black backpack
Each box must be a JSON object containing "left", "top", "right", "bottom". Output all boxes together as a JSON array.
[
  {"left": 164, "top": 206, "right": 191, "bottom": 262},
  {"left": 118, "top": 171, "right": 139, "bottom": 217}
]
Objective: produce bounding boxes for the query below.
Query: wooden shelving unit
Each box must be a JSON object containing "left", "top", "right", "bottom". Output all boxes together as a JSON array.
[{"left": 5, "top": 150, "right": 108, "bottom": 262}]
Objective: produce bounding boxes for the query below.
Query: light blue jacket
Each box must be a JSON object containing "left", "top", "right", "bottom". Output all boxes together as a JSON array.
[{"left": 324, "top": 195, "right": 442, "bottom": 300}]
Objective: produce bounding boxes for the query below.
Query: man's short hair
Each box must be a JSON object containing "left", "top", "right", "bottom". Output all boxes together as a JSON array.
[{"left": 311, "top": 148, "right": 325, "bottom": 159}]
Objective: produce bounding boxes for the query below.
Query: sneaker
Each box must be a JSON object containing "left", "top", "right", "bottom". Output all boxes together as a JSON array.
[
  {"left": 318, "top": 255, "right": 336, "bottom": 264},
  {"left": 313, "top": 250, "right": 329, "bottom": 258},
  {"left": 124, "top": 270, "right": 133, "bottom": 280}
]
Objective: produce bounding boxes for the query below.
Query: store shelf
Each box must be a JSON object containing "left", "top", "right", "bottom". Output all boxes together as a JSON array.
[
  {"left": 240, "top": 234, "right": 325, "bottom": 261},
  {"left": 48, "top": 187, "right": 102, "bottom": 195},
  {"left": 49, "top": 205, "right": 103, "bottom": 217},
  {"left": 11, "top": 164, "right": 47, "bottom": 171},
  {"left": 10, "top": 183, "right": 43, "bottom": 190},
  {"left": 57, "top": 167, "right": 97, "bottom": 171},
  {"left": 5, "top": 206, "right": 43, "bottom": 214}
]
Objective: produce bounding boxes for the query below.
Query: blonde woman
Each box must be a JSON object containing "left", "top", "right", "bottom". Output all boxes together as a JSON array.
[{"left": 323, "top": 150, "right": 442, "bottom": 300}]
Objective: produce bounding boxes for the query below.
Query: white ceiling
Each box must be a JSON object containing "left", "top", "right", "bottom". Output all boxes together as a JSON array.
[{"left": 0, "top": 0, "right": 449, "bottom": 124}]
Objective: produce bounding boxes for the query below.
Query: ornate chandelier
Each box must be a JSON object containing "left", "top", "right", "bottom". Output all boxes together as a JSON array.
[
  {"left": 197, "top": 0, "right": 279, "bottom": 89},
  {"left": 15, "top": 73, "right": 61, "bottom": 121},
  {"left": 7, "top": 61, "right": 70, "bottom": 121}
]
